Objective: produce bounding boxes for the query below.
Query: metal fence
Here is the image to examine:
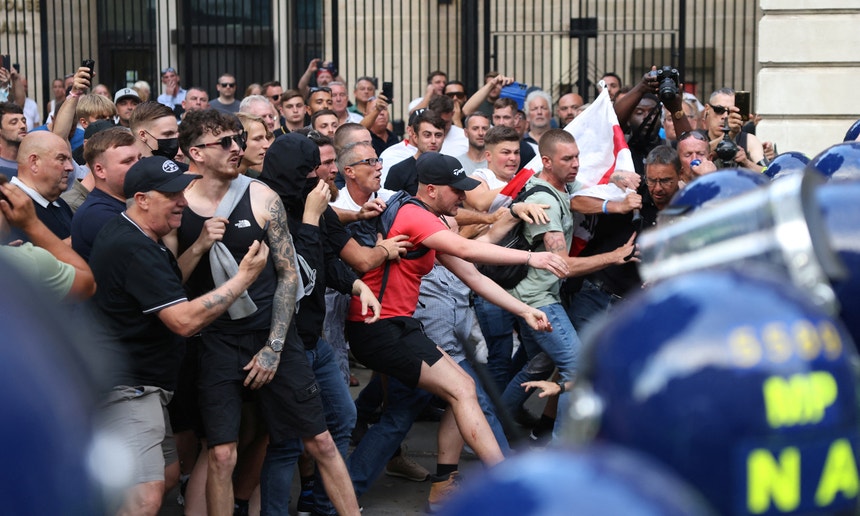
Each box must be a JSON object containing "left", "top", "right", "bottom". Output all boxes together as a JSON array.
[{"left": 2, "top": 0, "right": 760, "bottom": 125}]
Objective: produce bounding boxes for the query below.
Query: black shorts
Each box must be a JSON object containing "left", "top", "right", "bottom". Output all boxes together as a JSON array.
[
  {"left": 345, "top": 316, "right": 444, "bottom": 389},
  {"left": 197, "top": 327, "right": 327, "bottom": 446},
  {"left": 166, "top": 337, "right": 201, "bottom": 434}
]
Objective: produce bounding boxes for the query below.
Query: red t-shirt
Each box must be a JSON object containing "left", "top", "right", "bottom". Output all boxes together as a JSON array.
[{"left": 347, "top": 204, "right": 446, "bottom": 321}]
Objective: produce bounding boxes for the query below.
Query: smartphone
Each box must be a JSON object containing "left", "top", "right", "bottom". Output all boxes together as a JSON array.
[
  {"left": 382, "top": 81, "right": 394, "bottom": 102},
  {"left": 735, "top": 91, "right": 751, "bottom": 121},
  {"left": 1, "top": 55, "right": 9, "bottom": 71},
  {"left": 82, "top": 58, "right": 95, "bottom": 78}
]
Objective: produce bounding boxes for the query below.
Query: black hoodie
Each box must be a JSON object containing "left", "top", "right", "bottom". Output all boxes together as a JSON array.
[{"left": 260, "top": 133, "right": 358, "bottom": 348}]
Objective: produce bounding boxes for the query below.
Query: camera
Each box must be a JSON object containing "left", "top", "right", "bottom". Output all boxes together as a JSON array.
[
  {"left": 650, "top": 66, "right": 680, "bottom": 104},
  {"left": 715, "top": 122, "right": 740, "bottom": 168}
]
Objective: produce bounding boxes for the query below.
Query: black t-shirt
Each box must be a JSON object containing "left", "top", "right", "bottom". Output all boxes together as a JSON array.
[
  {"left": 371, "top": 130, "right": 400, "bottom": 158},
  {"left": 519, "top": 140, "right": 537, "bottom": 172},
  {"left": 385, "top": 156, "right": 418, "bottom": 195},
  {"left": 88, "top": 213, "right": 187, "bottom": 391}
]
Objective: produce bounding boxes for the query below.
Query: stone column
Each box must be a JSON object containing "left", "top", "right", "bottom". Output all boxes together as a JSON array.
[{"left": 757, "top": 1, "right": 860, "bottom": 157}]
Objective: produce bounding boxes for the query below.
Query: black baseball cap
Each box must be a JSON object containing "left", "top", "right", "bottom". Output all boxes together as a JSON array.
[
  {"left": 416, "top": 152, "right": 480, "bottom": 191},
  {"left": 123, "top": 156, "right": 201, "bottom": 198}
]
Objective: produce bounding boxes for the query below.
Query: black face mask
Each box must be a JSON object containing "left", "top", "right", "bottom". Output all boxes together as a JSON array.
[
  {"left": 303, "top": 176, "right": 320, "bottom": 198},
  {"left": 150, "top": 137, "right": 179, "bottom": 160}
]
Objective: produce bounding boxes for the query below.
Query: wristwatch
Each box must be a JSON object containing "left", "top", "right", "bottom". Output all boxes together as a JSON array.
[
  {"left": 673, "top": 110, "right": 684, "bottom": 120},
  {"left": 267, "top": 338, "right": 284, "bottom": 353}
]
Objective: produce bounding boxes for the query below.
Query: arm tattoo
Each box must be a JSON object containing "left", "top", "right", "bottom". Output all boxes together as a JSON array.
[
  {"left": 266, "top": 195, "right": 298, "bottom": 342},
  {"left": 202, "top": 289, "right": 234, "bottom": 310},
  {"left": 543, "top": 231, "right": 568, "bottom": 254},
  {"left": 258, "top": 347, "right": 280, "bottom": 371}
]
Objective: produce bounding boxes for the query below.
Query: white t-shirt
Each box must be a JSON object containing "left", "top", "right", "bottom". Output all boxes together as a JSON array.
[
  {"left": 331, "top": 186, "right": 397, "bottom": 211},
  {"left": 441, "top": 125, "right": 468, "bottom": 157}
]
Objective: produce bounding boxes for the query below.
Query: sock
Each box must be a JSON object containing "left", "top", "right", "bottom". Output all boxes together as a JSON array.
[{"left": 436, "top": 463, "right": 458, "bottom": 478}]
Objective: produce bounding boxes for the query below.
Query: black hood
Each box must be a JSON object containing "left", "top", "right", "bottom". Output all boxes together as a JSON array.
[{"left": 259, "top": 132, "right": 320, "bottom": 218}]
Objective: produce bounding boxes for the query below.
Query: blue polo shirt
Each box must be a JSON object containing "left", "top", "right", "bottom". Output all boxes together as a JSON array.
[{"left": 71, "top": 187, "right": 126, "bottom": 262}]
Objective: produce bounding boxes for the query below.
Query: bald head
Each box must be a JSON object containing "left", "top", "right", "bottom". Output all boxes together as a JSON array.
[{"left": 17, "top": 131, "right": 74, "bottom": 200}]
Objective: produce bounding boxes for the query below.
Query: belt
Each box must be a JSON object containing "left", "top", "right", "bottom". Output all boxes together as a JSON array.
[{"left": 587, "top": 278, "right": 624, "bottom": 300}]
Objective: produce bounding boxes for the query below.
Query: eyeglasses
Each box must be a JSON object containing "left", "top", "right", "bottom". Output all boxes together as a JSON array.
[
  {"left": 309, "top": 86, "right": 332, "bottom": 94},
  {"left": 446, "top": 91, "right": 466, "bottom": 99},
  {"left": 220, "top": 82, "right": 235, "bottom": 88},
  {"left": 347, "top": 157, "right": 383, "bottom": 167},
  {"left": 710, "top": 105, "right": 730, "bottom": 115},
  {"left": 645, "top": 177, "right": 677, "bottom": 187},
  {"left": 678, "top": 130, "right": 708, "bottom": 143},
  {"left": 193, "top": 133, "right": 246, "bottom": 151}
]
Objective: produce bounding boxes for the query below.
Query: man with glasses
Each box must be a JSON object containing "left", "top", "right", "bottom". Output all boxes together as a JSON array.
[
  {"left": 704, "top": 87, "right": 765, "bottom": 169},
  {"left": 240, "top": 94, "right": 279, "bottom": 133},
  {"left": 173, "top": 109, "right": 361, "bottom": 516},
  {"left": 210, "top": 73, "right": 241, "bottom": 115}
]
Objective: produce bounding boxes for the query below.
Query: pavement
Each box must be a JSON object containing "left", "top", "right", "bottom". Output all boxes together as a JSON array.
[{"left": 159, "top": 363, "right": 547, "bottom": 516}]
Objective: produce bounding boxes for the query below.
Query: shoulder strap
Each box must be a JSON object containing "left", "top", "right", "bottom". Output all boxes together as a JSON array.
[{"left": 515, "top": 183, "right": 569, "bottom": 249}]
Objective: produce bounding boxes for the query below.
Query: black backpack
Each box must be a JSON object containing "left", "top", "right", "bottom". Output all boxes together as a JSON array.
[
  {"left": 477, "top": 184, "right": 564, "bottom": 289},
  {"left": 346, "top": 190, "right": 431, "bottom": 302}
]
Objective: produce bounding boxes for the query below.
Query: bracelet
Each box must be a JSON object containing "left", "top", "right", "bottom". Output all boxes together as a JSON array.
[
  {"left": 67, "top": 90, "right": 83, "bottom": 99},
  {"left": 602, "top": 199, "right": 610, "bottom": 214},
  {"left": 557, "top": 380, "right": 566, "bottom": 394},
  {"left": 526, "top": 251, "right": 532, "bottom": 266},
  {"left": 375, "top": 244, "right": 391, "bottom": 260},
  {"left": 509, "top": 203, "right": 520, "bottom": 219}
]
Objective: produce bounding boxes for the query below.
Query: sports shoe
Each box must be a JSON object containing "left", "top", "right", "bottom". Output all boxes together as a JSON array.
[
  {"left": 426, "top": 471, "right": 460, "bottom": 513},
  {"left": 296, "top": 480, "right": 314, "bottom": 516},
  {"left": 385, "top": 454, "right": 429, "bottom": 481}
]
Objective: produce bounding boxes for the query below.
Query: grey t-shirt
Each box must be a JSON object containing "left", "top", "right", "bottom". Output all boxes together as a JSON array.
[{"left": 509, "top": 175, "right": 573, "bottom": 308}]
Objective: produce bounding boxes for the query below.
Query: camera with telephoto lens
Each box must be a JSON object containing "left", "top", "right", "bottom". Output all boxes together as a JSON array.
[
  {"left": 715, "top": 121, "right": 740, "bottom": 168},
  {"left": 649, "top": 66, "right": 680, "bottom": 104}
]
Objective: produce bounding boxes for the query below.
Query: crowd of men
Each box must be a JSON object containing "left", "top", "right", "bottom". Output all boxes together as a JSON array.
[{"left": 0, "top": 57, "right": 786, "bottom": 516}]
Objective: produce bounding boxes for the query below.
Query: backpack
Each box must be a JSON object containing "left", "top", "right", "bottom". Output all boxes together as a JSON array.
[
  {"left": 346, "top": 190, "right": 430, "bottom": 302},
  {"left": 477, "top": 184, "right": 565, "bottom": 289}
]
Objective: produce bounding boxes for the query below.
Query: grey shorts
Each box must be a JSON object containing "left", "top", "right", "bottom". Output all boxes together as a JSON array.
[{"left": 98, "top": 385, "right": 178, "bottom": 484}]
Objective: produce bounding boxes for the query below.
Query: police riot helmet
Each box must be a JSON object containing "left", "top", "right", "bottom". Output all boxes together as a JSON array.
[
  {"left": 763, "top": 151, "right": 810, "bottom": 180},
  {"left": 807, "top": 142, "right": 860, "bottom": 181}
]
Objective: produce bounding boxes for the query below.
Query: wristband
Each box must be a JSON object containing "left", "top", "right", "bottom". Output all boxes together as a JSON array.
[
  {"left": 375, "top": 244, "right": 391, "bottom": 260},
  {"left": 526, "top": 251, "right": 532, "bottom": 266},
  {"left": 602, "top": 199, "right": 610, "bottom": 214},
  {"left": 509, "top": 203, "right": 520, "bottom": 219},
  {"left": 67, "top": 90, "right": 83, "bottom": 99},
  {"left": 557, "top": 380, "right": 566, "bottom": 394}
]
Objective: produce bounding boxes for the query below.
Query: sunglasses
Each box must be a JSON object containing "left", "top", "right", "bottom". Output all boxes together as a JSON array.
[
  {"left": 347, "top": 157, "right": 383, "bottom": 167},
  {"left": 710, "top": 105, "right": 731, "bottom": 115},
  {"left": 310, "top": 86, "right": 332, "bottom": 94},
  {"left": 269, "top": 94, "right": 281, "bottom": 101},
  {"left": 678, "top": 130, "right": 708, "bottom": 143},
  {"left": 193, "top": 133, "right": 246, "bottom": 151},
  {"left": 646, "top": 177, "right": 677, "bottom": 187},
  {"left": 220, "top": 82, "right": 235, "bottom": 88},
  {"left": 446, "top": 91, "right": 466, "bottom": 99},
  {"left": 161, "top": 67, "right": 177, "bottom": 75}
]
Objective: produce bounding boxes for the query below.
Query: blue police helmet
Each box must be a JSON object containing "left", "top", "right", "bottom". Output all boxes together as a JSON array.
[
  {"left": 843, "top": 119, "right": 860, "bottom": 142},
  {"left": 571, "top": 269, "right": 860, "bottom": 516},
  {"left": 659, "top": 168, "right": 768, "bottom": 223},
  {"left": 817, "top": 179, "right": 860, "bottom": 349},
  {"left": 763, "top": 151, "right": 810, "bottom": 180},
  {"left": 441, "top": 445, "right": 716, "bottom": 516},
  {"left": 807, "top": 141, "right": 860, "bottom": 181},
  {"left": 0, "top": 260, "right": 108, "bottom": 514}
]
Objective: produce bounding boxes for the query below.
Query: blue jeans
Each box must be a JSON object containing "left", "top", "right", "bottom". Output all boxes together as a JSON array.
[
  {"left": 501, "top": 303, "right": 580, "bottom": 414},
  {"left": 456, "top": 359, "right": 511, "bottom": 456},
  {"left": 565, "top": 278, "right": 619, "bottom": 333},
  {"left": 347, "top": 376, "right": 433, "bottom": 499},
  {"left": 473, "top": 295, "right": 518, "bottom": 393},
  {"left": 260, "top": 339, "right": 356, "bottom": 516}
]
